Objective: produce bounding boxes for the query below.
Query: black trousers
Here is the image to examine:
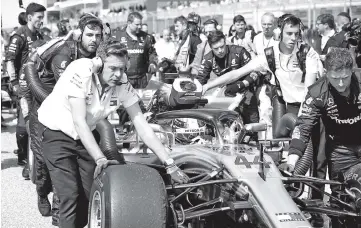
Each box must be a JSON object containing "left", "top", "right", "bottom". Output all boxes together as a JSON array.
[
  {"left": 40, "top": 124, "right": 100, "bottom": 228},
  {"left": 16, "top": 102, "right": 28, "bottom": 163}
]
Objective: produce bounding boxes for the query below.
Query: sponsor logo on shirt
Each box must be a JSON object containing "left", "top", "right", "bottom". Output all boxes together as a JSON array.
[
  {"left": 327, "top": 98, "right": 334, "bottom": 106},
  {"left": 300, "top": 104, "right": 312, "bottom": 115},
  {"left": 128, "top": 49, "right": 144, "bottom": 54},
  {"left": 330, "top": 114, "right": 361, "bottom": 125},
  {"left": 12, "top": 38, "right": 17, "bottom": 44},
  {"left": 305, "top": 97, "right": 313, "bottom": 105},
  {"left": 60, "top": 61, "right": 67, "bottom": 68},
  {"left": 70, "top": 74, "right": 83, "bottom": 88}
]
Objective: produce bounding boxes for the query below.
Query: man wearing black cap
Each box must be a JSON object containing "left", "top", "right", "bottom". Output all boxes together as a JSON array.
[
  {"left": 5, "top": 2, "right": 45, "bottom": 170},
  {"left": 22, "top": 13, "right": 104, "bottom": 224}
]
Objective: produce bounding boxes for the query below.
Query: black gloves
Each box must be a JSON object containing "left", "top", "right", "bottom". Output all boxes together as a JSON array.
[{"left": 225, "top": 82, "right": 246, "bottom": 97}]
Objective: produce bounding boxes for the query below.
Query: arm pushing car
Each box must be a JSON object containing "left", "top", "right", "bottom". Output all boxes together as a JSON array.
[{"left": 36, "top": 38, "right": 188, "bottom": 228}]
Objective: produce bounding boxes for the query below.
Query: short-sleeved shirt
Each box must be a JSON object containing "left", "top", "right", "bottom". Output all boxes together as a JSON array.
[
  {"left": 249, "top": 41, "right": 319, "bottom": 103},
  {"left": 38, "top": 58, "right": 139, "bottom": 140}
]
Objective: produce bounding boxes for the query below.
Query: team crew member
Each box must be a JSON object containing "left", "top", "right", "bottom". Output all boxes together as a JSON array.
[
  {"left": 191, "top": 18, "right": 233, "bottom": 76},
  {"left": 37, "top": 39, "right": 189, "bottom": 228},
  {"left": 253, "top": 13, "right": 276, "bottom": 56},
  {"left": 280, "top": 48, "right": 361, "bottom": 228},
  {"left": 114, "top": 12, "right": 157, "bottom": 89},
  {"left": 22, "top": 14, "right": 104, "bottom": 222},
  {"left": 173, "top": 14, "right": 202, "bottom": 69},
  {"left": 315, "top": 14, "right": 336, "bottom": 57},
  {"left": 5, "top": 3, "right": 46, "bottom": 167},
  {"left": 197, "top": 31, "right": 260, "bottom": 124},
  {"left": 204, "top": 15, "right": 319, "bottom": 115}
]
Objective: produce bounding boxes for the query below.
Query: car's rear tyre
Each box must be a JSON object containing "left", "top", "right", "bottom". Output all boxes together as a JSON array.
[
  {"left": 88, "top": 164, "right": 167, "bottom": 228},
  {"left": 27, "top": 135, "right": 36, "bottom": 184}
]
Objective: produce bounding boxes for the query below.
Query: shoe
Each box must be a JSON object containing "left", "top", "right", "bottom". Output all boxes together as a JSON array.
[
  {"left": 22, "top": 165, "right": 30, "bottom": 180},
  {"left": 38, "top": 195, "right": 51, "bottom": 217},
  {"left": 17, "top": 160, "right": 26, "bottom": 166},
  {"left": 310, "top": 213, "right": 324, "bottom": 228}
]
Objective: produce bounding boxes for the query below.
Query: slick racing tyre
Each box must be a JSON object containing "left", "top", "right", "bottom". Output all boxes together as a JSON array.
[
  {"left": 27, "top": 135, "right": 36, "bottom": 184},
  {"left": 88, "top": 164, "right": 167, "bottom": 228}
]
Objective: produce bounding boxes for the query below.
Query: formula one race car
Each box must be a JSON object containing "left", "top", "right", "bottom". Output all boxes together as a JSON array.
[{"left": 89, "top": 77, "right": 361, "bottom": 228}]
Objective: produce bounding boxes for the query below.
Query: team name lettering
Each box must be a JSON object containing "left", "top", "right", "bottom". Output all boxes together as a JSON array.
[
  {"left": 128, "top": 49, "right": 144, "bottom": 54},
  {"left": 330, "top": 114, "right": 361, "bottom": 125}
]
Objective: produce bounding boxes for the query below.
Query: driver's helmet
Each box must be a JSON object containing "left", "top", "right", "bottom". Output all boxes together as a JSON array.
[{"left": 171, "top": 118, "right": 207, "bottom": 144}]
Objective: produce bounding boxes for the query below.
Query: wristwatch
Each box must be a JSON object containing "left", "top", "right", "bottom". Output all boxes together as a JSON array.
[{"left": 164, "top": 158, "right": 175, "bottom": 167}]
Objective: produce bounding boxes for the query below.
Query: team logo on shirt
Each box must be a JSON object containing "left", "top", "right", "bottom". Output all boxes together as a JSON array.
[
  {"left": 12, "top": 38, "right": 17, "bottom": 43},
  {"left": 305, "top": 97, "right": 313, "bottom": 105},
  {"left": 60, "top": 61, "right": 67, "bottom": 68},
  {"left": 327, "top": 98, "right": 334, "bottom": 106}
]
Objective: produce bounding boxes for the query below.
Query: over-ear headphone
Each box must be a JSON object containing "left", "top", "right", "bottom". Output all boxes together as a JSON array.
[
  {"left": 277, "top": 14, "right": 304, "bottom": 40},
  {"left": 74, "top": 13, "right": 104, "bottom": 42},
  {"left": 95, "top": 38, "right": 130, "bottom": 74}
]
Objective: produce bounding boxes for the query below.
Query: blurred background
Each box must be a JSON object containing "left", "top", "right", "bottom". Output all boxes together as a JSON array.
[{"left": 1, "top": 0, "right": 361, "bottom": 36}]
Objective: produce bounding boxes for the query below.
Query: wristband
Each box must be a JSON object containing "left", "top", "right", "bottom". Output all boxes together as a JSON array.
[{"left": 166, "top": 164, "right": 178, "bottom": 174}]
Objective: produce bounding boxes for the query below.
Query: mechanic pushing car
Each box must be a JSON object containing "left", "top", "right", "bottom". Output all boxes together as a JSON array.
[
  {"left": 5, "top": 2, "right": 46, "bottom": 170},
  {"left": 202, "top": 14, "right": 321, "bottom": 136},
  {"left": 197, "top": 30, "right": 261, "bottom": 124},
  {"left": 114, "top": 12, "right": 157, "bottom": 89},
  {"left": 36, "top": 39, "right": 189, "bottom": 228},
  {"left": 22, "top": 13, "right": 104, "bottom": 224},
  {"left": 280, "top": 48, "right": 361, "bottom": 228}
]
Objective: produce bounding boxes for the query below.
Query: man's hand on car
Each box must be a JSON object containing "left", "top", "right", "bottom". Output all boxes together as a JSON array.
[
  {"left": 225, "top": 82, "right": 246, "bottom": 96},
  {"left": 94, "top": 157, "right": 120, "bottom": 179},
  {"left": 166, "top": 163, "right": 190, "bottom": 184}
]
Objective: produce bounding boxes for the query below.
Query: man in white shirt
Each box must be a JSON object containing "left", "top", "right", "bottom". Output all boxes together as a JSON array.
[
  {"left": 253, "top": 12, "right": 276, "bottom": 56},
  {"left": 37, "top": 39, "right": 189, "bottom": 228},
  {"left": 155, "top": 28, "right": 177, "bottom": 60}
]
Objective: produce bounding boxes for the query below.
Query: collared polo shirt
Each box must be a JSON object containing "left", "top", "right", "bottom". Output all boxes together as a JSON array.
[
  {"left": 249, "top": 41, "right": 319, "bottom": 103},
  {"left": 38, "top": 58, "right": 139, "bottom": 140}
]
